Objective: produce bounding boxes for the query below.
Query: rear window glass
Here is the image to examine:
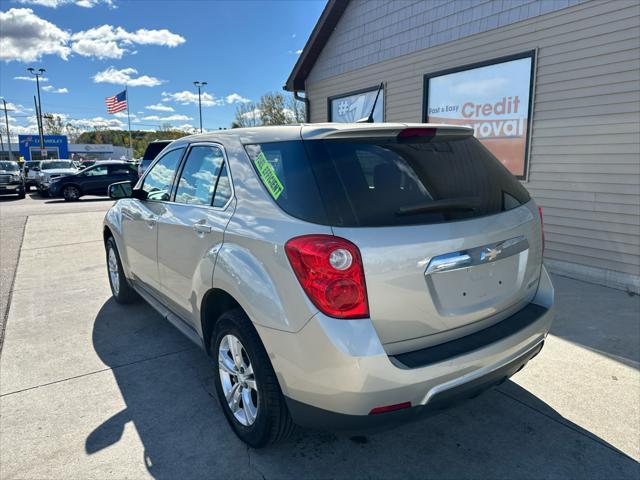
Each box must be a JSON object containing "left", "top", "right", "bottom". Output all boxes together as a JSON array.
[{"left": 246, "top": 135, "right": 530, "bottom": 227}]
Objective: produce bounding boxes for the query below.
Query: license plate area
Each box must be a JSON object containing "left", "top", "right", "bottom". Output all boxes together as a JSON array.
[{"left": 424, "top": 236, "right": 529, "bottom": 320}]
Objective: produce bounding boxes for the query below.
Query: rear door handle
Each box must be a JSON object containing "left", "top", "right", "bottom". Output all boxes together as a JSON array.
[{"left": 193, "top": 222, "right": 212, "bottom": 234}]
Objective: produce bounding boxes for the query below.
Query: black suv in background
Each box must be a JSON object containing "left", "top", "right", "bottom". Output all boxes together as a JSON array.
[
  {"left": 138, "top": 140, "right": 172, "bottom": 177},
  {"left": 48, "top": 161, "right": 138, "bottom": 201},
  {"left": 0, "top": 161, "right": 26, "bottom": 198}
]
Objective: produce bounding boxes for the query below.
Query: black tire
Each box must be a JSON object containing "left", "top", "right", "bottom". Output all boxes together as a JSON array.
[
  {"left": 211, "top": 309, "right": 295, "bottom": 448},
  {"left": 62, "top": 184, "right": 80, "bottom": 201},
  {"left": 105, "top": 236, "right": 138, "bottom": 304},
  {"left": 18, "top": 189, "right": 25, "bottom": 199}
]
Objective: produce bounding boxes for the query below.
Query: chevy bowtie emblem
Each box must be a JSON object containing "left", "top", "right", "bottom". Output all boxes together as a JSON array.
[{"left": 481, "top": 246, "right": 502, "bottom": 262}]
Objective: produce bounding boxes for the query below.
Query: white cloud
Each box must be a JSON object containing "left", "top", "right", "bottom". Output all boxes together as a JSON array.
[
  {"left": 145, "top": 103, "right": 174, "bottom": 112},
  {"left": 162, "top": 90, "right": 223, "bottom": 107},
  {"left": 70, "top": 116, "right": 125, "bottom": 130},
  {"left": 93, "top": 67, "right": 163, "bottom": 87},
  {"left": 42, "top": 85, "right": 69, "bottom": 93},
  {"left": 240, "top": 108, "right": 261, "bottom": 121},
  {"left": 0, "top": 8, "right": 183, "bottom": 63},
  {"left": 14, "top": 75, "right": 49, "bottom": 82},
  {"left": 0, "top": 8, "right": 71, "bottom": 62},
  {"left": 225, "top": 93, "right": 250, "bottom": 104},
  {"left": 16, "top": 0, "right": 113, "bottom": 7},
  {"left": 72, "top": 38, "right": 124, "bottom": 59},
  {"left": 295, "top": 49, "right": 302, "bottom": 54},
  {"left": 142, "top": 114, "right": 192, "bottom": 122},
  {"left": 70, "top": 25, "right": 185, "bottom": 59},
  {"left": 175, "top": 124, "right": 199, "bottom": 133},
  {"left": 0, "top": 101, "right": 27, "bottom": 114},
  {"left": 112, "top": 111, "right": 135, "bottom": 119}
]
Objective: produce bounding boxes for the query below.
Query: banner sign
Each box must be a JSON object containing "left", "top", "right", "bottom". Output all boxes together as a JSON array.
[
  {"left": 424, "top": 52, "right": 535, "bottom": 178},
  {"left": 329, "top": 86, "right": 384, "bottom": 123},
  {"left": 18, "top": 134, "right": 69, "bottom": 161}
]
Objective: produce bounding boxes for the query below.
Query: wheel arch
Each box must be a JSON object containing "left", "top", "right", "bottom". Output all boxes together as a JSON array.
[{"left": 200, "top": 288, "right": 242, "bottom": 355}]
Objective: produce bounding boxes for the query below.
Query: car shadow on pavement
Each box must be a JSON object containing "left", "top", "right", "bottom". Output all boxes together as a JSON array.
[{"left": 87, "top": 298, "right": 639, "bottom": 480}]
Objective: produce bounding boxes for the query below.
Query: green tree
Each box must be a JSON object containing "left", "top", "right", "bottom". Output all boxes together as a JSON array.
[
  {"left": 231, "top": 92, "right": 305, "bottom": 128},
  {"left": 233, "top": 101, "right": 260, "bottom": 128},
  {"left": 259, "top": 92, "right": 288, "bottom": 125},
  {"left": 76, "top": 129, "right": 189, "bottom": 158},
  {"left": 43, "top": 114, "right": 65, "bottom": 135}
]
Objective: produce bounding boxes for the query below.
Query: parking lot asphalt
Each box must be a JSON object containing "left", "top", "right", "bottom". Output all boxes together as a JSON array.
[{"left": 0, "top": 205, "right": 638, "bottom": 479}]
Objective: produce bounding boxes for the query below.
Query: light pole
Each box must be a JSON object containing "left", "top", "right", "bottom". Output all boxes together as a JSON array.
[
  {"left": 2, "top": 99, "right": 14, "bottom": 161},
  {"left": 27, "top": 67, "right": 46, "bottom": 158},
  {"left": 193, "top": 81, "right": 207, "bottom": 133}
]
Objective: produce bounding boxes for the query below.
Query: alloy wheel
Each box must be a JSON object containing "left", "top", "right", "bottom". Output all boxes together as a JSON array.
[
  {"left": 64, "top": 186, "right": 79, "bottom": 200},
  {"left": 218, "top": 334, "right": 258, "bottom": 426},
  {"left": 108, "top": 247, "right": 120, "bottom": 296}
]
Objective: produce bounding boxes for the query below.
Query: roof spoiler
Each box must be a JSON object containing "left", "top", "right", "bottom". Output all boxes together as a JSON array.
[{"left": 310, "top": 125, "right": 474, "bottom": 141}]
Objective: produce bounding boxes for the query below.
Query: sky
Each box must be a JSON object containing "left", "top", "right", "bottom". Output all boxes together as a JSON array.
[{"left": 0, "top": 0, "right": 326, "bottom": 141}]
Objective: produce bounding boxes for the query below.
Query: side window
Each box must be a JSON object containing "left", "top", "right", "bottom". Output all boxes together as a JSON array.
[
  {"left": 142, "top": 148, "right": 184, "bottom": 201},
  {"left": 109, "top": 164, "right": 134, "bottom": 175},
  {"left": 84, "top": 165, "right": 109, "bottom": 176},
  {"left": 175, "top": 145, "right": 224, "bottom": 206}
]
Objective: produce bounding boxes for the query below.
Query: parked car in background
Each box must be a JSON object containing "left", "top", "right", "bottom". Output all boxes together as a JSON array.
[
  {"left": 138, "top": 140, "right": 173, "bottom": 177},
  {"left": 0, "top": 160, "right": 26, "bottom": 198},
  {"left": 78, "top": 159, "right": 97, "bottom": 169},
  {"left": 34, "top": 160, "right": 79, "bottom": 194},
  {"left": 103, "top": 123, "right": 554, "bottom": 447},
  {"left": 49, "top": 161, "right": 138, "bottom": 201},
  {"left": 23, "top": 160, "right": 42, "bottom": 191}
]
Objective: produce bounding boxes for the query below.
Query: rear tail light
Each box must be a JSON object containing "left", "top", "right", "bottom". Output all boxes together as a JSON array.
[
  {"left": 397, "top": 127, "right": 436, "bottom": 139},
  {"left": 538, "top": 206, "right": 545, "bottom": 256},
  {"left": 285, "top": 234, "right": 369, "bottom": 319}
]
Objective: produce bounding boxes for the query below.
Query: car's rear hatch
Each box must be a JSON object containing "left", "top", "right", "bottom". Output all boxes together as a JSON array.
[{"left": 246, "top": 125, "right": 543, "bottom": 353}]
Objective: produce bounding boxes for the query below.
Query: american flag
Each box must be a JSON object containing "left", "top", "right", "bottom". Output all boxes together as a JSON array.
[{"left": 105, "top": 90, "right": 127, "bottom": 114}]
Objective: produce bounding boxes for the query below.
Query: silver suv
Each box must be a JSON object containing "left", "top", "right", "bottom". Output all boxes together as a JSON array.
[{"left": 103, "top": 123, "right": 554, "bottom": 447}]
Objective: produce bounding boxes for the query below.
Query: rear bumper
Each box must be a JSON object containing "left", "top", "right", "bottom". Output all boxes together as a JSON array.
[
  {"left": 286, "top": 339, "right": 543, "bottom": 432},
  {"left": 257, "top": 265, "right": 554, "bottom": 431}
]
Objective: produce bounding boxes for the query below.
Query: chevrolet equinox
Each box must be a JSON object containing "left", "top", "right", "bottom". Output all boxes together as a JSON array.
[{"left": 103, "top": 123, "right": 554, "bottom": 447}]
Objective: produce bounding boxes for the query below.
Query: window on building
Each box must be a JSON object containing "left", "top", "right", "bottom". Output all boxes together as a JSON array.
[{"left": 423, "top": 51, "right": 535, "bottom": 179}]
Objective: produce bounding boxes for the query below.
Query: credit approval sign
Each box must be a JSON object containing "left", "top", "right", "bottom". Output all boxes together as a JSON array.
[{"left": 424, "top": 52, "right": 535, "bottom": 179}]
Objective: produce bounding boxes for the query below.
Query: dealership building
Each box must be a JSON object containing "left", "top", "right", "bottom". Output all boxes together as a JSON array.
[
  {"left": 286, "top": 0, "right": 640, "bottom": 293},
  {"left": 16, "top": 135, "right": 130, "bottom": 161}
]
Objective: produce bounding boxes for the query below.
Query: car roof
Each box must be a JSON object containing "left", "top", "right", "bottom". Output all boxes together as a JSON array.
[{"left": 168, "top": 122, "right": 472, "bottom": 146}]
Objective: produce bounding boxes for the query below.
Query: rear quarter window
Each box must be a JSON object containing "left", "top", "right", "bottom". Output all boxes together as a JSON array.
[{"left": 244, "top": 141, "right": 328, "bottom": 224}]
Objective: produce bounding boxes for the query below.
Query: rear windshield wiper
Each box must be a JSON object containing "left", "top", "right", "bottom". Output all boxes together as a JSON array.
[{"left": 396, "top": 197, "right": 481, "bottom": 216}]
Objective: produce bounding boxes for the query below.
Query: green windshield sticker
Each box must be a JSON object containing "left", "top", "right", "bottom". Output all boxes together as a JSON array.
[{"left": 253, "top": 151, "right": 284, "bottom": 200}]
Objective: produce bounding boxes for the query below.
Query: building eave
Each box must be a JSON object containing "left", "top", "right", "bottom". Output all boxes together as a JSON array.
[{"left": 284, "top": 0, "right": 350, "bottom": 92}]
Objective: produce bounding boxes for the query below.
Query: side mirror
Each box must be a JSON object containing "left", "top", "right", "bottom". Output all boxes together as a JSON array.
[
  {"left": 32, "top": 167, "right": 40, "bottom": 172},
  {"left": 132, "top": 187, "right": 148, "bottom": 201},
  {"left": 108, "top": 181, "right": 133, "bottom": 199}
]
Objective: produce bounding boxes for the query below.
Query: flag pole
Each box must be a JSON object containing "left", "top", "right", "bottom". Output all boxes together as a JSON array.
[{"left": 126, "top": 85, "right": 133, "bottom": 159}]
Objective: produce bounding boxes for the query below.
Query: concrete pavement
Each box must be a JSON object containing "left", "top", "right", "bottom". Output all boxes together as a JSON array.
[
  {"left": 0, "top": 193, "right": 113, "bottom": 353},
  {"left": 0, "top": 209, "right": 638, "bottom": 479}
]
